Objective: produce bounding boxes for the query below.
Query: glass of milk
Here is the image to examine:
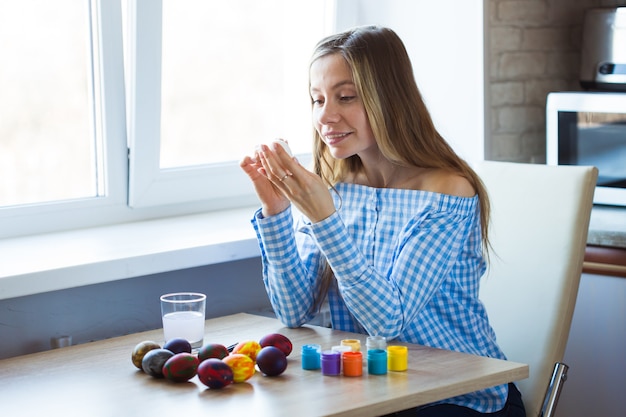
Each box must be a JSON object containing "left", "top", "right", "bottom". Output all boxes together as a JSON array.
[{"left": 160, "top": 292, "right": 206, "bottom": 348}]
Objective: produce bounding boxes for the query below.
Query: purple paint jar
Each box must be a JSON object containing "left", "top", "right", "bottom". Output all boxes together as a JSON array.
[{"left": 321, "top": 350, "right": 341, "bottom": 376}]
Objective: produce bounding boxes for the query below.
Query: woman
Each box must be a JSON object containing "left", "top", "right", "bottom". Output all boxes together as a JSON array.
[{"left": 240, "top": 25, "right": 524, "bottom": 416}]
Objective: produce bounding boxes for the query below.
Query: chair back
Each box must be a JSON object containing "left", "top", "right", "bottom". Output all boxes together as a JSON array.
[{"left": 475, "top": 161, "right": 597, "bottom": 417}]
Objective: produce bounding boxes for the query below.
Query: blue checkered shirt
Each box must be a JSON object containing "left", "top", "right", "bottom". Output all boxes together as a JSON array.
[{"left": 251, "top": 182, "right": 509, "bottom": 412}]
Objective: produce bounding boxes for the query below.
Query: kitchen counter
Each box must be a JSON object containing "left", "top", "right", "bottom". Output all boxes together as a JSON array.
[
  {"left": 585, "top": 205, "right": 626, "bottom": 278},
  {"left": 587, "top": 205, "right": 626, "bottom": 249},
  {"left": 561, "top": 205, "right": 626, "bottom": 417}
]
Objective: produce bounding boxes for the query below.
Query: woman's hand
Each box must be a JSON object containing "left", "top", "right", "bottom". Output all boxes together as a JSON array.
[
  {"left": 241, "top": 141, "right": 336, "bottom": 222},
  {"left": 240, "top": 147, "right": 291, "bottom": 217}
]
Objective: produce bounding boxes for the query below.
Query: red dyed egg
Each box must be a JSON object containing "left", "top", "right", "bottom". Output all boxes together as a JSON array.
[
  {"left": 256, "top": 346, "right": 288, "bottom": 376},
  {"left": 162, "top": 352, "right": 199, "bottom": 382},
  {"left": 223, "top": 353, "right": 255, "bottom": 383},
  {"left": 197, "top": 343, "right": 229, "bottom": 362},
  {"left": 197, "top": 358, "right": 234, "bottom": 389},
  {"left": 259, "top": 333, "right": 293, "bottom": 357}
]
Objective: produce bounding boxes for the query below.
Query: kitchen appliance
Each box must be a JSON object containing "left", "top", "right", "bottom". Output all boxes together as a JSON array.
[
  {"left": 580, "top": 7, "right": 626, "bottom": 91},
  {"left": 546, "top": 91, "right": 626, "bottom": 207}
]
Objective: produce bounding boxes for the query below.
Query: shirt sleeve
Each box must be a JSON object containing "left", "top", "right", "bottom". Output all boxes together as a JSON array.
[
  {"left": 251, "top": 206, "right": 325, "bottom": 327},
  {"left": 310, "top": 207, "right": 477, "bottom": 339}
]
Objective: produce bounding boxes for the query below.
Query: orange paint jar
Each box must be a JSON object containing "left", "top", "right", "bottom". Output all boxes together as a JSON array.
[{"left": 342, "top": 351, "right": 363, "bottom": 377}]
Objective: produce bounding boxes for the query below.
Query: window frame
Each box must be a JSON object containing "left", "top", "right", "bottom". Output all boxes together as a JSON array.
[
  {"left": 126, "top": 0, "right": 329, "bottom": 208},
  {"left": 0, "top": 0, "right": 128, "bottom": 239},
  {"left": 126, "top": 0, "right": 252, "bottom": 208}
]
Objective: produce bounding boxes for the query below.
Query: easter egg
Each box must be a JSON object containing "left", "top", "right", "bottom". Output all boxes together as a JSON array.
[
  {"left": 222, "top": 353, "right": 255, "bottom": 383},
  {"left": 256, "top": 346, "right": 288, "bottom": 376},
  {"left": 163, "top": 337, "right": 192, "bottom": 354},
  {"left": 273, "top": 139, "right": 293, "bottom": 157},
  {"left": 259, "top": 333, "right": 293, "bottom": 357},
  {"left": 141, "top": 348, "right": 174, "bottom": 378},
  {"left": 197, "top": 358, "right": 234, "bottom": 389},
  {"left": 197, "top": 343, "right": 229, "bottom": 363},
  {"left": 162, "top": 352, "right": 199, "bottom": 382},
  {"left": 131, "top": 340, "right": 161, "bottom": 369},
  {"left": 232, "top": 340, "right": 262, "bottom": 361}
]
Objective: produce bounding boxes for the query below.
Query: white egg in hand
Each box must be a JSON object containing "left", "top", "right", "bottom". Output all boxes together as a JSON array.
[{"left": 273, "top": 139, "right": 293, "bottom": 157}]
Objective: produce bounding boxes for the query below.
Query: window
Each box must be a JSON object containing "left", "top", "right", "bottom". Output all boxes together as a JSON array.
[
  {"left": 0, "top": 0, "right": 335, "bottom": 239},
  {"left": 127, "top": 0, "right": 333, "bottom": 207},
  {"left": 0, "top": 0, "right": 128, "bottom": 239},
  {"left": 0, "top": 1, "right": 94, "bottom": 207}
]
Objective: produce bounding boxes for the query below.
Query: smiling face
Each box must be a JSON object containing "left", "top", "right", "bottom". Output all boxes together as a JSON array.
[{"left": 309, "top": 53, "right": 377, "bottom": 161}]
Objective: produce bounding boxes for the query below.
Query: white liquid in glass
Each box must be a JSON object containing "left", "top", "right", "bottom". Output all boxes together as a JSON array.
[{"left": 162, "top": 311, "right": 204, "bottom": 347}]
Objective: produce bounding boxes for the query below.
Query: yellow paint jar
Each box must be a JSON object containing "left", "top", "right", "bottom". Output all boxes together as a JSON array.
[
  {"left": 340, "top": 338, "right": 361, "bottom": 352},
  {"left": 387, "top": 345, "right": 408, "bottom": 371}
]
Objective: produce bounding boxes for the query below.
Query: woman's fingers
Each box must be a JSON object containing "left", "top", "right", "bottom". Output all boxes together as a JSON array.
[
  {"left": 259, "top": 144, "right": 298, "bottom": 184},
  {"left": 240, "top": 154, "right": 267, "bottom": 181}
]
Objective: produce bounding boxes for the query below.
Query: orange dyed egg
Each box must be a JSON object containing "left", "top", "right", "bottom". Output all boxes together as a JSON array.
[
  {"left": 223, "top": 353, "right": 255, "bottom": 383},
  {"left": 232, "top": 340, "right": 262, "bottom": 361}
]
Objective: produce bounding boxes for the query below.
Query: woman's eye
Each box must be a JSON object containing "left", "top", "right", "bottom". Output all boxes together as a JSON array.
[{"left": 340, "top": 95, "right": 356, "bottom": 102}]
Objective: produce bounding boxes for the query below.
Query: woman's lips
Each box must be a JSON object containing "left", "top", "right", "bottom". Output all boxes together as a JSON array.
[{"left": 324, "top": 132, "right": 351, "bottom": 146}]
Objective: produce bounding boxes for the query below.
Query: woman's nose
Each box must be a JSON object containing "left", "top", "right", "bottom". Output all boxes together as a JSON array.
[{"left": 317, "top": 102, "right": 340, "bottom": 124}]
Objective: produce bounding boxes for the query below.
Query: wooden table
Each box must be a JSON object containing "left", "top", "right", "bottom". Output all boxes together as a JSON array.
[{"left": 0, "top": 313, "right": 528, "bottom": 416}]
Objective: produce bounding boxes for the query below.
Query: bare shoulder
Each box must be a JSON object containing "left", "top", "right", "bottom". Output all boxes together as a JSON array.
[{"left": 418, "top": 169, "right": 475, "bottom": 197}]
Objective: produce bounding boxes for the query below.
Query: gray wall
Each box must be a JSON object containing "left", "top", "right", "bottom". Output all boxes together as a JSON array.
[{"left": 0, "top": 257, "right": 271, "bottom": 360}]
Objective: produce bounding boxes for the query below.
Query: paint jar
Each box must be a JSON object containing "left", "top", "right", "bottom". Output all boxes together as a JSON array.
[
  {"left": 340, "top": 338, "right": 361, "bottom": 352},
  {"left": 331, "top": 345, "right": 351, "bottom": 372},
  {"left": 387, "top": 345, "right": 408, "bottom": 371},
  {"left": 301, "top": 344, "right": 321, "bottom": 370},
  {"left": 366, "top": 335, "right": 387, "bottom": 351},
  {"left": 367, "top": 349, "right": 388, "bottom": 375},
  {"left": 321, "top": 350, "right": 341, "bottom": 376},
  {"left": 331, "top": 345, "right": 352, "bottom": 354},
  {"left": 342, "top": 351, "right": 363, "bottom": 377}
]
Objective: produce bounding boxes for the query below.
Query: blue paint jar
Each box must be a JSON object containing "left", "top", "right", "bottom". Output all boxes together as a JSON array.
[
  {"left": 367, "top": 348, "right": 387, "bottom": 375},
  {"left": 301, "top": 344, "right": 321, "bottom": 370}
]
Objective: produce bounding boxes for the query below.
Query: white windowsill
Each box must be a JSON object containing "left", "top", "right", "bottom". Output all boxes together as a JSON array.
[{"left": 0, "top": 207, "right": 261, "bottom": 301}]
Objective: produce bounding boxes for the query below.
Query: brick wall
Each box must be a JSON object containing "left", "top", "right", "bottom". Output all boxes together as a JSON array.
[{"left": 486, "top": 0, "right": 626, "bottom": 162}]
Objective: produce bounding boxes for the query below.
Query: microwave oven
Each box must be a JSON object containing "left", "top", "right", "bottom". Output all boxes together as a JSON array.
[{"left": 546, "top": 91, "right": 626, "bottom": 207}]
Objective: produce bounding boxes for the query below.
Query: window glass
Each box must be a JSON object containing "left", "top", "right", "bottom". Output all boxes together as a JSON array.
[
  {"left": 159, "top": 0, "right": 331, "bottom": 168},
  {"left": 0, "top": 0, "right": 335, "bottom": 237},
  {"left": 0, "top": 0, "right": 96, "bottom": 207}
]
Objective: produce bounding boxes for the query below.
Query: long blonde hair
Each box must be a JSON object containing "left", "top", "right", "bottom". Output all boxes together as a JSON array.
[{"left": 309, "top": 26, "right": 490, "bottom": 310}]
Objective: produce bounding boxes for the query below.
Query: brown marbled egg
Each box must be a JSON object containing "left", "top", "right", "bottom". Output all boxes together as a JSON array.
[{"left": 131, "top": 341, "right": 161, "bottom": 369}]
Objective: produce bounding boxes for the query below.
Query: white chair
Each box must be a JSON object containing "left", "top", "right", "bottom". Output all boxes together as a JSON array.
[{"left": 475, "top": 161, "right": 598, "bottom": 417}]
